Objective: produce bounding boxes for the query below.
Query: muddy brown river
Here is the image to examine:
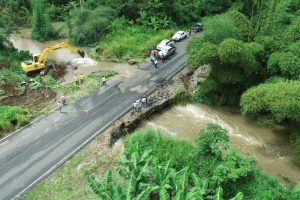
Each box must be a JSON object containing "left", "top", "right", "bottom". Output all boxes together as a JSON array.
[{"left": 140, "top": 104, "right": 300, "bottom": 185}]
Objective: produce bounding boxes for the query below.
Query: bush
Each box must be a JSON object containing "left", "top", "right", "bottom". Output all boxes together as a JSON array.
[
  {"left": 240, "top": 81, "right": 300, "bottom": 123},
  {"left": 0, "top": 106, "right": 30, "bottom": 137},
  {"left": 123, "top": 129, "right": 195, "bottom": 170}
]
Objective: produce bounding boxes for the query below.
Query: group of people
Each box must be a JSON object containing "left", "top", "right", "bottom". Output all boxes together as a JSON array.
[
  {"left": 149, "top": 50, "right": 166, "bottom": 69},
  {"left": 74, "top": 73, "right": 84, "bottom": 85},
  {"left": 133, "top": 94, "right": 148, "bottom": 112},
  {"left": 58, "top": 74, "right": 107, "bottom": 112},
  {"left": 74, "top": 73, "right": 107, "bottom": 87}
]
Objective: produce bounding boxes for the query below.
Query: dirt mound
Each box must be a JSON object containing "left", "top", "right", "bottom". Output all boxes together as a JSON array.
[
  {"left": 0, "top": 82, "right": 56, "bottom": 109},
  {"left": 0, "top": 83, "right": 18, "bottom": 96},
  {"left": 50, "top": 62, "right": 67, "bottom": 80}
]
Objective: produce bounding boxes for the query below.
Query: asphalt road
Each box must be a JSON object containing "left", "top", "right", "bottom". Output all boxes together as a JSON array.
[{"left": 0, "top": 34, "right": 192, "bottom": 200}]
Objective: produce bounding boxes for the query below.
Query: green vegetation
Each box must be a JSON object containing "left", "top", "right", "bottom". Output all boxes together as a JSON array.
[
  {"left": 66, "top": 6, "right": 116, "bottom": 46},
  {"left": 92, "top": 18, "right": 176, "bottom": 61},
  {"left": 0, "top": 106, "right": 30, "bottom": 137},
  {"left": 187, "top": 0, "right": 300, "bottom": 163},
  {"left": 25, "top": 152, "right": 98, "bottom": 200},
  {"left": 88, "top": 126, "right": 299, "bottom": 199},
  {"left": 60, "top": 71, "right": 117, "bottom": 103},
  {"left": 31, "top": 0, "right": 58, "bottom": 41},
  {"left": 241, "top": 81, "right": 300, "bottom": 123}
]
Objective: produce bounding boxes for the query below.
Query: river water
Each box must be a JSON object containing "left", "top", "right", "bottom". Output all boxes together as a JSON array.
[{"left": 140, "top": 104, "right": 300, "bottom": 185}]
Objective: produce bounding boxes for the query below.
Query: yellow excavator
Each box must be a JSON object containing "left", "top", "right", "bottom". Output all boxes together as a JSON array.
[{"left": 21, "top": 42, "right": 85, "bottom": 74}]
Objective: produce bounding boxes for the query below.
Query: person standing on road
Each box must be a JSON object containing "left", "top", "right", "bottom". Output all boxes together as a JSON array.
[
  {"left": 153, "top": 50, "right": 158, "bottom": 59},
  {"left": 160, "top": 53, "right": 165, "bottom": 63},
  {"left": 154, "top": 59, "right": 158, "bottom": 69},
  {"left": 61, "top": 93, "right": 66, "bottom": 105},
  {"left": 189, "top": 29, "right": 192, "bottom": 36},
  {"left": 79, "top": 73, "right": 84, "bottom": 84},
  {"left": 150, "top": 56, "right": 155, "bottom": 65},
  {"left": 57, "top": 101, "right": 62, "bottom": 112},
  {"left": 142, "top": 96, "right": 147, "bottom": 107},
  {"left": 133, "top": 101, "right": 137, "bottom": 112},
  {"left": 102, "top": 76, "right": 106, "bottom": 86},
  {"left": 136, "top": 98, "right": 141, "bottom": 110}
]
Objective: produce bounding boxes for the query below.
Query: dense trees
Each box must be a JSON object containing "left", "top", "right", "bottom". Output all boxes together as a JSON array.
[
  {"left": 31, "top": 0, "right": 57, "bottom": 41},
  {"left": 188, "top": 0, "right": 300, "bottom": 105},
  {"left": 66, "top": 6, "right": 115, "bottom": 45}
]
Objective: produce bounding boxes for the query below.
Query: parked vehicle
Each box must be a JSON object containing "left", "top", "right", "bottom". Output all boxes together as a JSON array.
[
  {"left": 158, "top": 46, "right": 176, "bottom": 58},
  {"left": 192, "top": 23, "right": 203, "bottom": 32},
  {"left": 156, "top": 39, "right": 175, "bottom": 51},
  {"left": 172, "top": 31, "right": 187, "bottom": 41}
]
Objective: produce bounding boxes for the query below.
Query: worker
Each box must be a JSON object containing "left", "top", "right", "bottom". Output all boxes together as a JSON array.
[
  {"left": 102, "top": 76, "right": 106, "bottom": 86},
  {"left": 160, "top": 53, "right": 165, "bottom": 63},
  {"left": 136, "top": 98, "right": 141, "bottom": 110},
  {"left": 79, "top": 73, "right": 84, "bottom": 84},
  {"left": 142, "top": 96, "right": 147, "bottom": 107},
  {"left": 150, "top": 56, "right": 155, "bottom": 65},
  {"left": 133, "top": 101, "right": 137, "bottom": 112},
  {"left": 61, "top": 93, "right": 66, "bottom": 105},
  {"left": 74, "top": 75, "right": 79, "bottom": 85},
  {"left": 57, "top": 101, "right": 62, "bottom": 112},
  {"left": 154, "top": 59, "right": 158, "bottom": 69}
]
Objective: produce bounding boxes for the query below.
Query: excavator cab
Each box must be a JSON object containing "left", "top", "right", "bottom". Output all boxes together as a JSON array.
[{"left": 33, "top": 54, "right": 40, "bottom": 62}]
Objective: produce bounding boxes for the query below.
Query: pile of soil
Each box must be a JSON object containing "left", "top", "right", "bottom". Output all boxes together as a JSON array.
[
  {"left": 50, "top": 62, "right": 67, "bottom": 80},
  {"left": 0, "top": 82, "right": 56, "bottom": 110}
]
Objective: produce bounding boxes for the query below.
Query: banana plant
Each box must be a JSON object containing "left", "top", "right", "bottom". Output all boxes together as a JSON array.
[
  {"left": 140, "top": 159, "right": 175, "bottom": 199},
  {"left": 172, "top": 170, "right": 207, "bottom": 200},
  {"left": 230, "top": 192, "right": 243, "bottom": 200},
  {"left": 214, "top": 187, "right": 223, "bottom": 200},
  {"left": 88, "top": 170, "right": 119, "bottom": 200}
]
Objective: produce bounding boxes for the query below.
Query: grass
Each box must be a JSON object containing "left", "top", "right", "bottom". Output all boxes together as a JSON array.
[
  {"left": 24, "top": 153, "right": 99, "bottom": 200},
  {"left": 59, "top": 71, "right": 117, "bottom": 103},
  {"left": 91, "top": 20, "right": 177, "bottom": 62}
]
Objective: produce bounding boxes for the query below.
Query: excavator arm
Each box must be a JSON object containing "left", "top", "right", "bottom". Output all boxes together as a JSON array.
[
  {"left": 38, "top": 42, "right": 85, "bottom": 64},
  {"left": 21, "top": 42, "right": 85, "bottom": 73}
]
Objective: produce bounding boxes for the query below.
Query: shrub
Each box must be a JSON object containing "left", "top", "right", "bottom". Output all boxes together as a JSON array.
[
  {"left": 0, "top": 106, "right": 30, "bottom": 137},
  {"left": 123, "top": 129, "right": 195, "bottom": 170},
  {"left": 240, "top": 81, "right": 300, "bottom": 123}
]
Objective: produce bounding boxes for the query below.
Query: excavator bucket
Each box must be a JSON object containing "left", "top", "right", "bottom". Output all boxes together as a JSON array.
[{"left": 78, "top": 50, "right": 85, "bottom": 58}]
